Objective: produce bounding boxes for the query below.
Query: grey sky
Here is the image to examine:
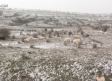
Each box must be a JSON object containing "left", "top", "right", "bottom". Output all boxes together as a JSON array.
[{"left": 0, "top": 0, "right": 112, "bottom": 14}]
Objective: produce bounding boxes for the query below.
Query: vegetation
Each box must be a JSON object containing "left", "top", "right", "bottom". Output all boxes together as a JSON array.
[
  {"left": 0, "top": 28, "right": 10, "bottom": 39},
  {"left": 44, "top": 28, "right": 47, "bottom": 31},
  {"left": 102, "top": 25, "right": 109, "bottom": 32},
  {"left": 13, "top": 12, "right": 21, "bottom": 17},
  {"left": 46, "top": 39, "right": 51, "bottom": 43},
  {"left": 33, "top": 33, "right": 38, "bottom": 38},
  {"left": 12, "top": 17, "right": 36, "bottom": 25},
  {"left": 93, "top": 44, "right": 97, "bottom": 48},
  {"left": 0, "top": 10, "right": 3, "bottom": 16}
]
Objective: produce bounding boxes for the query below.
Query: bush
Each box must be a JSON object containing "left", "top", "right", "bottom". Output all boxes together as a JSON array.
[
  {"left": 93, "top": 44, "right": 97, "bottom": 48},
  {"left": 77, "top": 27, "right": 82, "bottom": 32},
  {"left": 57, "top": 32, "right": 60, "bottom": 37},
  {"left": 80, "top": 30, "right": 84, "bottom": 35},
  {"left": 68, "top": 31, "right": 73, "bottom": 36},
  {"left": 44, "top": 28, "right": 47, "bottom": 31},
  {"left": 21, "top": 54, "right": 31, "bottom": 60},
  {"left": 0, "top": 28, "right": 10, "bottom": 39},
  {"left": 30, "top": 45, "right": 34, "bottom": 48},
  {"left": 41, "top": 33, "right": 46, "bottom": 37},
  {"left": 91, "top": 26, "right": 100, "bottom": 30},
  {"left": 12, "top": 35, "right": 15, "bottom": 39},
  {"left": 0, "top": 10, "right": 3, "bottom": 16},
  {"left": 33, "top": 33, "right": 38, "bottom": 38},
  {"left": 54, "top": 31, "right": 57, "bottom": 36},
  {"left": 48, "top": 34, "right": 52, "bottom": 38},
  {"left": 77, "top": 27, "right": 84, "bottom": 35},
  {"left": 26, "top": 23, "right": 28, "bottom": 26},
  {"left": 51, "top": 28, "right": 54, "bottom": 32},
  {"left": 13, "top": 13, "right": 21, "bottom": 17},
  {"left": 83, "top": 33, "right": 89, "bottom": 37},
  {"left": 46, "top": 39, "right": 51, "bottom": 43},
  {"left": 102, "top": 25, "right": 109, "bottom": 32},
  {"left": 12, "top": 17, "right": 36, "bottom": 25},
  {"left": 8, "top": 23, "right": 15, "bottom": 26},
  {"left": 22, "top": 37, "right": 27, "bottom": 42}
]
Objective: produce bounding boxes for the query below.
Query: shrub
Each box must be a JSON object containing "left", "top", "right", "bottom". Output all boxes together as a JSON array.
[
  {"left": 77, "top": 27, "right": 84, "bottom": 35},
  {"left": 83, "top": 33, "right": 89, "bottom": 37},
  {"left": 0, "top": 28, "right": 10, "bottom": 39},
  {"left": 8, "top": 23, "right": 15, "bottom": 26},
  {"left": 91, "top": 26, "right": 100, "bottom": 30},
  {"left": 51, "top": 28, "right": 54, "bottom": 32},
  {"left": 13, "top": 13, "right": 21, "bottom": 17},
  {"left": 41, "top": 33, "right": 46, "bottom": 37},
  {"left": 26, "top": 23, "right": 28, "bottom": 26},
  {"left": 57, "top": 32, "right": 60, "bottom": 37},
  {"left": 21, "top": 54, "right": 31, "bottom": 60},
  {"left": 77, "top": 27, "right": 82, "bottom": 32},
  {"left": 48, "top": 34, "right": 52, "bottom": 38},
  {"left": 30, "top": 45, "right": 34, "bottom": 48},
  {"left": 68, "top": 31, "right": 73, "bottom": 36},
  {"left": 54, "top": 32, "right": 57, "bottom": 36},
  {"left": 12, "top": 17, "right": 36, "bottom": 25},
  {"left": 12, "top": 35, "right": 15, "bottom": 39},
  {"left": 22, "top": 37, "right": 27, "bottom": 42},
  {"left": 102, "top": 25, "right": 109, "bottom": 32},
  {"left": 44, "top": 28, "right": 47, "bottom": 31},
  {"left": 93, "top": 44, "right": 97, "bottom": 48},
  {"left": 33, "top": 33, "right": 38, "bottom": 38},
  {"left": 46, "top": 39, "right": 51, "bottom": 43},
  {"left": 64, "top": 31, "right": 67, "bottom": 35},
  {"left": 0, "top": 10, "right": 3, "bottom": 16},
  {"left": 80, "top": 30, "right": 84, "bottom": 35},
  {"left": 48, "top": 31, "right": 52, "bottom": 35}
]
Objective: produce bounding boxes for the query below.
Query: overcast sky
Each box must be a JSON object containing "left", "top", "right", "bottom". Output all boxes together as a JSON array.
[{"left": 0, "top": 0, "right": 112, "bottom": 14}]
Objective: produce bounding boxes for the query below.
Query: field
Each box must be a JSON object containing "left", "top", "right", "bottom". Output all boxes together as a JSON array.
[{"left": 0, "top": 8, "right": 112, "bottom": 81}]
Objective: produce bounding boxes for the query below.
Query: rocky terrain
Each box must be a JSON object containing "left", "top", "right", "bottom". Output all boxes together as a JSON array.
[{"left": 0, "top": 8, "right": 112, "bottom": 81}]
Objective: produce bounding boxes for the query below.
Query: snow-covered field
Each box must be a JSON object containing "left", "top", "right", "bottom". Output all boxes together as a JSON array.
[{"left": 0, "top": 9, "right": 112, "bottom": 81}]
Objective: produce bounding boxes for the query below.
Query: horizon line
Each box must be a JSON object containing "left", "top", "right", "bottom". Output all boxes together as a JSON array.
[{"left": 1, "top": 7, "right": 112, "bottom": 15}]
